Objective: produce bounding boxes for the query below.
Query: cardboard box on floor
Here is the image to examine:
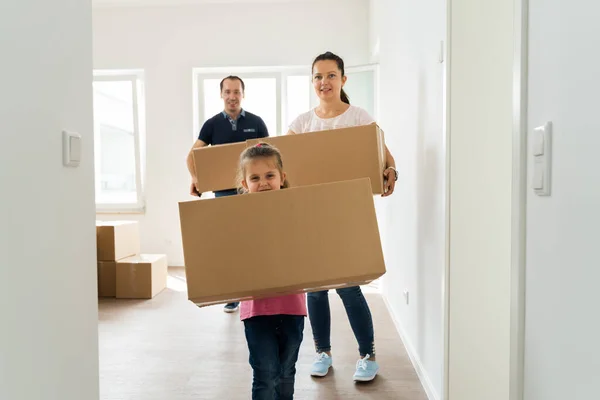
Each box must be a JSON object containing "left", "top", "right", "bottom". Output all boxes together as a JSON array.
[
  {"left": 96, "top": 220, "right": 142, "bottom": 297},
  {"left": 97, "top": 261, "right": 117, "bottom": 297},
  {"left": 96, "top": 220, "right": 141, "bottom": 261},
  {"left": 192, "top": 124, "right": 386, "bottom": 194},
  {"left": 178, "top": 178, "right": 386, "bottom": 307},
  {"left": 116, "top": 254, "right": 168, "bottom": 299}
]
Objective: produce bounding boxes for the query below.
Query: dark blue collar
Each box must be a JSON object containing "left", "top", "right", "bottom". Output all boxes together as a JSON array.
[{"left": 222, "top": 109, "right": 246, "bottom": 119}]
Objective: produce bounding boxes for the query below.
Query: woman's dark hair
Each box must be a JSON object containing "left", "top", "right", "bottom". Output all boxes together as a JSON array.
[
  {"left": 311, "top": 51, "right": 350, "bottom": 104},
  {"left": 236, "top": 142, "right": 290, "bottom": 193}
]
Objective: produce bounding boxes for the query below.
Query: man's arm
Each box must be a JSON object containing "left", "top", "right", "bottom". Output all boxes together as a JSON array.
[
  {"left": 187, "top": 139, "right": 208, "bottom": 178},
  {"left": 187, "top": 139, "right": 208, "bottom": 196},
  {"left": 188, "top": 119, "right": 214, "bottom": 196},
  {"left": 257, "top": 117, "right": 269, "bottom": 138}
]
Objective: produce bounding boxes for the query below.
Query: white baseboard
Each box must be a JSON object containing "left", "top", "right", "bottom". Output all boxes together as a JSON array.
[{"left": 382, "top": 295, "right": 440, "bottom": 400}]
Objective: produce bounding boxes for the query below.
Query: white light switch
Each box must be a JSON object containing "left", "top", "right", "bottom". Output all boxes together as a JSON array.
[
  {"left": 69, "top": 135, "right": 81, "bottom": 162},
  {"left": 532, "top": 129, "right": 544, "bottom": 156},
  {"left": 531, "top": 122, "right": 552, "bottom": 196},
  {"left": 63, "top": 130, "right": 81, "bottom": 167},
  {"left": 532, "top": 163, "right": 544, "bottom": 189}
]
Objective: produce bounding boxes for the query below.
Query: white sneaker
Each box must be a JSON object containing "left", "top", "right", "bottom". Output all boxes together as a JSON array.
[
  {"left": 353, "top": 354, "right": 379, "bottom": 382},
  {"left": 310, "top": 353, "right": 333, "bottom": 377}
]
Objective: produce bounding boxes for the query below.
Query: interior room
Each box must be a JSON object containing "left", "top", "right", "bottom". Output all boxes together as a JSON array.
[
  {"left": 2, "top": 0, "right": 598, "bottom": 400},
  {"left": 90, "top": 1, "right": 444, "bottom": 398}
]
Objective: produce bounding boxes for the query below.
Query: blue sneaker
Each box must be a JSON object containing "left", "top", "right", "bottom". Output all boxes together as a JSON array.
[
  {"left": 353, "top": 354, "right": 379, "bottom": 382},
  {"left": 223, "top": 302, "right": 239, "bottom": 313},
  {"left": 310, "top": 353, "right": 333, "bottom": 377}
]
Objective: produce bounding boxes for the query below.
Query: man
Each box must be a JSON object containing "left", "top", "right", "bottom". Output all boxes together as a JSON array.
[{"left": 186, "top": 75, "right": 269, "bottom": 313}]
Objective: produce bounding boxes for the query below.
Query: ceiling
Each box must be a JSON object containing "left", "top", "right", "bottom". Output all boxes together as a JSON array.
[{"left": 92, "top": 0, "right": 325, "bottom": 7}]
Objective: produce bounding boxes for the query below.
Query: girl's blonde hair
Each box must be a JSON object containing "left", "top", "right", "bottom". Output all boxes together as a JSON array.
[{"left": 236, "top": 142, "right": 290, "bottom": 193}]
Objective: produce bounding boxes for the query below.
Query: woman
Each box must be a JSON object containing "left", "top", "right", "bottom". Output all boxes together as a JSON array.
[{"left": 287, "top": 51, "right": 397, "bottom": 382}]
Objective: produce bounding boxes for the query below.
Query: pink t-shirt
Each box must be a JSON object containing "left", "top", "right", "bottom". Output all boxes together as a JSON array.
[{"left": 240, "top": 293, "right": 307, "bottom": 321}]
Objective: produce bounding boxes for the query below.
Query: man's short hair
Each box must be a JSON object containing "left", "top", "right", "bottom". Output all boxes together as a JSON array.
[{"left": 220, "top": 76, "right": 245, "bottom": 92}]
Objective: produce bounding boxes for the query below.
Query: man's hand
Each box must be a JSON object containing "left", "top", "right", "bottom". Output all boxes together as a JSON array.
[
  {"left": 190, "top": 182, "right": 201, "bottom": 197},
  {"left": 187, "top": 139, "right": 208, "bottom": 198}
]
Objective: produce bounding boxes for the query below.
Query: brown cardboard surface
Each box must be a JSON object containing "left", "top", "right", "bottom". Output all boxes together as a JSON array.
[
  {"left": 116, "top": 254, "right": 168, "bottom": 299},
  {"left": 97, "top": 261, "right": 116, "bottom": 297},
  {"left": 96, "top": 221, "right": 141, "bottom": 261},
  {"left": 247, "top": 124, "right": 386, "bottom": 194},
  {"left": 191, "top": 141, "right": 246, "bottom": 193},
  {"left": 178, "top": 178, "right": 386, "bottom": 306},
  {"left": 192, "top": 124, "right": 386, "bottom": 195}
]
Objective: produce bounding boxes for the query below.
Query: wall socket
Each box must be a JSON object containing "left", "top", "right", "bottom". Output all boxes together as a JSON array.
[{"left": 403, "top": 289, "right": 409, "bottom": 305}]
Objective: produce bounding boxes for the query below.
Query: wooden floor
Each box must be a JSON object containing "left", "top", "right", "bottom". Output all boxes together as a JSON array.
[{"left": 98, "top": 268, "right": 427, "bottom": 400}]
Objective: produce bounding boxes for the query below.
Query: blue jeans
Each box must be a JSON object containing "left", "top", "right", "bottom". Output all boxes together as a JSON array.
[
  {"left": 307, "top": 286, "right": 375, "bottom": 357},
  {"left": 214, "top": 188, "right": 240, "bottom": 308},
  {"left": 214, "top": 188, "right": 238, "bottom": 198},
  {"left": 244, "top": 315, "right": 304, "bottom": 400}
]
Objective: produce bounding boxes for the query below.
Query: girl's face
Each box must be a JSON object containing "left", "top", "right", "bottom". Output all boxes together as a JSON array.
[
  {"left": 312, "top": 59, "right": 347, "bottom": 101},
  {"left": 241, "top": 157, "right": 286, "bottom": 193}
]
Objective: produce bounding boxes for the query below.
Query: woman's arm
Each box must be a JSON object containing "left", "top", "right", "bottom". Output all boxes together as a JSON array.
[
  {"left": 382, "top": 145, "right": 397, "bottom": 197},
  {"left": 385, "top": 145, "right": 395, "bottom": 169}
]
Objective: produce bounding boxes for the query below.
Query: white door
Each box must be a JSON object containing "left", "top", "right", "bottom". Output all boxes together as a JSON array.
[{"left": 524, "top": 1, "right": 600, "bottom": 399}]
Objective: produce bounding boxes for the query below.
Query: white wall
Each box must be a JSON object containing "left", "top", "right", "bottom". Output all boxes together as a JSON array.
[
  {"left": 370, "top": 1, "right": 446, "bottom": 398},
  {"left": 447, "top": 0, "right": 515, "bottom": 399},
  {"left": 0, "top": 1, "right": 99, "bottom": 399},
  {"left": 524, "top": 1, "right": 600, "bottom": 399},
  {"left": 92, "top": 0, "right": 370, "bottom": 265}
]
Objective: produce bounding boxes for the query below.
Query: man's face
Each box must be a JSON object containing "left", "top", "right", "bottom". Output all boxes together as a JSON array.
[{"left": 221, "top": 78, "right": 244, "bottom": 113}]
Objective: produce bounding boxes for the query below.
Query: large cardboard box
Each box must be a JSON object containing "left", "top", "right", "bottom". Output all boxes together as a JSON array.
[
  {"left": 97, "top": 261, "right": 117, "bottom": 297},
  {"left": 178, "top": 178, "right": 386, "bottom": 307},
  {"left": 96, "top": 221, "right": 141, "bottom": 261},
  {"left": 115, "top": 254, "right": 168, "bottom": 299},
  {"left": 192, "top": 124, "right": 386, "bottom": 195},
  {"left": 192, "top": 141, "right": 246, "bottom": 192}
]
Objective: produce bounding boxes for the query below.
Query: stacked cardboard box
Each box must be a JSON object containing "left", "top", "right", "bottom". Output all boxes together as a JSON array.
[
  {"left": 192, "top": 124, "right": 387, "bottom": 195},
  {"left": 179, "top": 124, "right": 388, "bottom": 307},
  {"left": 96, "top": 221, "right": 168, "bottom": 299}
]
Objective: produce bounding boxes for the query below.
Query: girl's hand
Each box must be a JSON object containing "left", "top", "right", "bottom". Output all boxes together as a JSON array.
[{"left": 382, "top": 167, "right": 397, "bottom": 197}]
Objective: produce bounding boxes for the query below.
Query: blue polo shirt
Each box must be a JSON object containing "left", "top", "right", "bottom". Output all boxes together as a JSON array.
[
  {"left": 198, "top": 109, "right": 269, "bottom": 145},
  {"left": 198, "top": 109, "right": 269, "bottom": 194}
]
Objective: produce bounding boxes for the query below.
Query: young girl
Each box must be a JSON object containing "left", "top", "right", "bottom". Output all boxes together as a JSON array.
[
  {"left": 286, "top": 51, "right": 398, "bottom": 382},
  {"left": 236, "top": 142, "right": 307, "bottom": 400}
]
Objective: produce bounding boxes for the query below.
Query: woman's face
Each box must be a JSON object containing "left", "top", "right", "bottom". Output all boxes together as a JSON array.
[{"left": 312, "top": 60, "right": 347, "bottom": 102}]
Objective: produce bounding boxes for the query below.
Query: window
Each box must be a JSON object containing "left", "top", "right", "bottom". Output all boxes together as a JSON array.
[
  {"left": 193, "top": 65, "right": 378, "bottom": 141},
  {"left": 285, "top": 75, "right": 311, "bottom": 130},
  {"left": 93, "top": 71, "right": 146, "bottom": 212},
  {"left": 202, "top": 77, "right": 279, "bottom": 135},
  {"left": 343, "top": 66, "right": 378, "bottom": 120}
]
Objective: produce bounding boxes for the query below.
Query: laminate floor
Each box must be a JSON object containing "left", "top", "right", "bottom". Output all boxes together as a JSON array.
[{"left": 98, "top": 268, "right": 427, "bottom": 400}]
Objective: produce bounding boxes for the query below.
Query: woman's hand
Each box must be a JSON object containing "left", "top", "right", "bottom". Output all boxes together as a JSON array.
[{"left": 382, "top": 167, "right": 397, "bottom": 197}]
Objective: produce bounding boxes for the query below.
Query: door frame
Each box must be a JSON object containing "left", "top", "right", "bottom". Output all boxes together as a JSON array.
[
  {"left": 442, "top": 0, "right": 528, "bottom": 399},
  {"left": 509, "top": 0, "right": 528, "bottom": 399}
]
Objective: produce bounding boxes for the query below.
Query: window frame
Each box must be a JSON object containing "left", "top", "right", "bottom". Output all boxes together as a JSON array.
[
  {"left": 93, "top": 70, "right": 146, "bottom": 214},
  {"left": 193, "top": 66, "right": 311, "bottom": 140},
  {"left": 344, "top": 63, "right": 380, "bottom": 121},
  {"left": 192, "top": 64, "right": 379, "bottom": 142}
]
